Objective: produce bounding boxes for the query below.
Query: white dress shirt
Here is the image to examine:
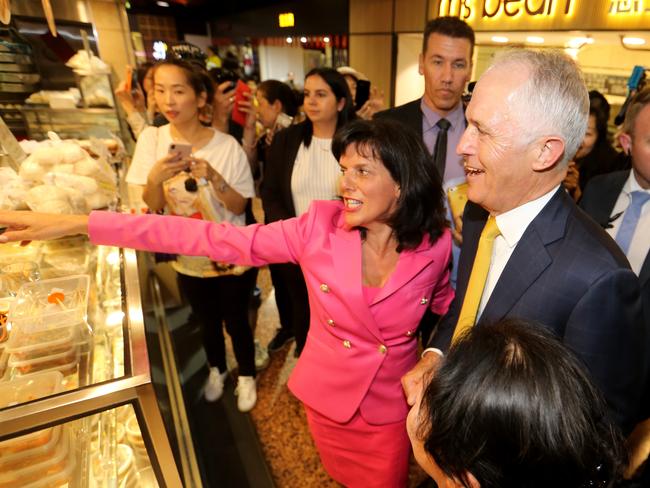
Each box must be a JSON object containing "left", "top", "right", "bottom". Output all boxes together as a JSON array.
[
  {"left": 605, "top": 171, "right": 650, "bottom": 275},
  {"left": 423, "top": 185, "right": 559, "bottom": 358}
]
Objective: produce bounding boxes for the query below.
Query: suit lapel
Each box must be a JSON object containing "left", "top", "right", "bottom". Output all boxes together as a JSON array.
[
  {"left": 373, "top": 246, "right": 435, "bottom": 305},
  {"left": 480, "top": 189, "right": 567, "bottom": 323},
  {"left": 640, "top": 254, "right": 650, "bottom": 287},
  {"left": 329, "top": 228, "right": 384, "bottom": 342}
]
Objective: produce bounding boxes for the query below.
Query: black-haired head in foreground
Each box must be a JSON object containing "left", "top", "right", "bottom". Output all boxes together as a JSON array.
[
  {"left": 332, "top": 118, "right": 447, "bottom": 252},
  {"left": 413, "top": 318, "right": 625, "bottom": 488}
]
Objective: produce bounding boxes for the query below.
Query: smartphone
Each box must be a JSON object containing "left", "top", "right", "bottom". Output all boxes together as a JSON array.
[
  {"left": 168, "top": 143, "right": 193, "bottom": 161},
  {"left": 355, "top": 79, "right": 371, "bottom": 110},
  {"left": 232, "top": 79, "right": 252, "bottom": 127},
  {"left": 274, "top": 112, "right": 293, "bottom": 132},
  {"left": 124, "top": 66, "right": 133, "bottom": 93},
  {"left": 447, "top": 182, "right": 469, "bottom": 225}
]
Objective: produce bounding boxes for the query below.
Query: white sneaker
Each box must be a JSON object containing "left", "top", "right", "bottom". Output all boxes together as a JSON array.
[
  {"left": 204, "top": 367, "right": 228, "bottom": 402},
  {"left": 235, "top": 376, "right": 257, "bottom": 412},
  {"left": 254, "top": 339, "right": 270, "bottom": 371}
]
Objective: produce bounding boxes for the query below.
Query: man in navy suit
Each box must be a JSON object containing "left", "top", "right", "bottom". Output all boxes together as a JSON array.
[
  {"left": 403, "top": 49, "right": 647, "bottom": 434},
  {"left": 581, "top": 88, "right": 650, "bottom": 331}
]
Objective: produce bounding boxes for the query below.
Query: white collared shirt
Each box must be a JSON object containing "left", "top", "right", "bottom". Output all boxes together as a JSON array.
[
  {"left": 477, "top": 185, "right": 560, "bottom": 319},
  {"left": 606, "top": 171, "right": 650, "bottom": 275},
  {"left": 423, "top": 186, "right": 560, "bottom": 358}
]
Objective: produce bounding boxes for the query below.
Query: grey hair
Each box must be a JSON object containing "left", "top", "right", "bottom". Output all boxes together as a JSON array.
[{"left": 489, "top": 49, "right": 589, "bottom": 166}]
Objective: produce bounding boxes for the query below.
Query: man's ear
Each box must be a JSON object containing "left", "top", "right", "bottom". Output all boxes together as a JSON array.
[
  {"left": 418, "top": 53, "right": 424, "bottom": 76},
  {"left": 619, "top": 132, "right": 632, "bottom": 155},
  {"left": 532, "top": 136, "right": 565, "bottom": 171}
]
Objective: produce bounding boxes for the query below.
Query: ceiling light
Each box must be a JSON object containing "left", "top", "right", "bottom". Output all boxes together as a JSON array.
[
  {"left": 491, "top": 36, "right": 509, "bottom": 43},
  {"left": 564, "top": 48, "right": 579, "bottom": 60},
  {"left": 623, "top": 36, "right": 646, "bottom": 46},
  {"left": 156, "top": 1, "right": 170, "bottom": 6},
  {"left": 323, "top": 36, "right": 330, "bottom": 43},
  {"left": 526, "top": 36, "right": 544, "bottom": 44},
  {"left": 286, "top": 37, "right": 293, "bottom": 44},
  {"left": 300, "top": 37, "right": 307, "bottom": 43}
]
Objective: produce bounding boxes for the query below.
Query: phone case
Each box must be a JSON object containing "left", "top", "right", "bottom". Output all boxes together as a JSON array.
[
  {"left": 447, "top": 182, "right": 469, "bottom": 224},
  {"left": 232, "top": 80, "right": 252, "bottom": 127}
]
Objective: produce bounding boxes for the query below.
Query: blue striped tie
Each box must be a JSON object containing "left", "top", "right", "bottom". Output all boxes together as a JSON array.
[{"left": 615, "top": 191, "right": 650, "bottom": 254}]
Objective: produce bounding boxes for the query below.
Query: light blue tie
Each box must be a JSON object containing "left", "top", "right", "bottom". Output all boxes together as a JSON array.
[{"left": 615, "top": 191, "right": 650, "bottom": 254}]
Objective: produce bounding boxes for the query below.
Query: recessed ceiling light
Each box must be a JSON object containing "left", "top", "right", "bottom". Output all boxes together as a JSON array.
[
  {"left": 300, "top": 37, "right": 307, "bottom": 43},
  {"left": 491, "top": 36, "right": 509, "bottom": 43},
  {"left": 323, "top": 36, "right": 330, "bottom": 43},
  {"left": 623, "top": 36, "right": 646, "bottom": 46},
  {"left": 156, "top": 1, "right": 170, "bottom": 6},
  {"left": 286, "top": 37, "right": 293, "bottom": 44},
  {"left": 526, "top": 36, "right": 544, "bottom": 44}
]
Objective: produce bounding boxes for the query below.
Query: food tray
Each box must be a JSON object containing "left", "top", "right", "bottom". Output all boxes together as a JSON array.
[
  {"left": 8, "top": 346, "right": 79, "bottom": 376},
  {"left": 0, "top": 370, "right": 63, "bottom": 410},
  {"left": 0, "top": 429, "right": 71, "bottom": 488},
  {"left": 0, "top": 425, "right": 62, "bottom": 471},
  {"left": 5, "top": 325, "right": 78, "bottom": 360},
  {"left": 10, "top": 275, "right": 90, "bottom": 333}
]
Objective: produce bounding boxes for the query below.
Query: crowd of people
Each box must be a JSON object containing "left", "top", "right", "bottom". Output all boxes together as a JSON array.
[{"left": 1, "top": 14, "right": 649, "bottom": 488}]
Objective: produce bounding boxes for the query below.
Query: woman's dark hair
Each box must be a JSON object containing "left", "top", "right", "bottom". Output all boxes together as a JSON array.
[
  {"left": 303, "top": 67, "right": 355, "bottom": 147},
  {"left": 153, "top": 58, "right": 214, "bottom": 105},
  {"left": 332, "top": 119, "right": 446, "bottom": 251},
  {"left": 588, "top": 90, "right": 611, "bottom": 145},
  {"left": 258, "top": 79, "right": 298, "bottom": 117},
  {"left": 417, "top": 318, "right": 625, "bottom": 488}
]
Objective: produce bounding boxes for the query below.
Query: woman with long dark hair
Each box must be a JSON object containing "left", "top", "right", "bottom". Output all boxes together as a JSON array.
[
  {"left": 261, "top": 67, "right": 355, "bottom": 356},
  {"left": 0, "top": 119, "right": 452, "bottom": 486}
]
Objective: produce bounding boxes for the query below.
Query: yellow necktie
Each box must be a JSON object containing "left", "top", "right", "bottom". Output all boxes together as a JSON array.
[{"left": 452, "top": 216, "right": 501, "bottom": 345}]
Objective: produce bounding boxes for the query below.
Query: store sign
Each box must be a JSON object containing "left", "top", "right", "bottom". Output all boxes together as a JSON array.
[
  {"left": 438, "top": 0, "right": 576, "bottom": 20},
  {"left": 279, "top": 12, "right": 295, "bottom": 28},
  {"left": 608, "top": 0, "right": 650, "bottom": 14}
]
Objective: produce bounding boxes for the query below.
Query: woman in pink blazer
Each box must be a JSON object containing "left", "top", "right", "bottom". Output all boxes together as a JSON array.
[{"left": 0, "top": 119, "right": 453, "bottom": 487}]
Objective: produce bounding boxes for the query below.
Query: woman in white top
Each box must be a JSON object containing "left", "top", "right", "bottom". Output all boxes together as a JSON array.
[
  {"left": 126, "top": 59, "right": 258, "bottom": 412},
  {"left": 260, "top": 68, "right": 355, "bottom": 356}
]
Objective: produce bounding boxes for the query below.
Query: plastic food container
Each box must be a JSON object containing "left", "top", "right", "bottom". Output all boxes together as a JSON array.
[
  {"left": 8, "top": 346, "right": 79, "bottom": 377},
  {"left": 41, "top": 248, "right": 91, "bottom": 277},
  {"left": 10, "top": 275, "right": 90, "bottom": 333},
  {"left": 5, "top": 325, "right": 78, "bottom": 360},
  {"left": 0, "top": 297, "right": 12, "bottom": 343},
  {"left": 0, "top": 370, "right": 63, "bottom": 410},
  {"left": 0, "top": 242, "right": 41, "bottom": 268},
  {"left": 0, "top": 425, "right": 62, "bottom": 471},
  {"left": 0, "top": 429, "right": 73, "bottom": 488}
]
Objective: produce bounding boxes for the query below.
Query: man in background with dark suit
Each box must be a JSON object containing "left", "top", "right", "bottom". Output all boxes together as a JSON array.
[
  {"left": 402, "top": 49, "right": 647, "bottom": 435},
  {"left": 580, "top": 89, "right": 650, "bottom": 482},
  {"left": 375, "top": 16, "right": 473, "bottom": 187}
]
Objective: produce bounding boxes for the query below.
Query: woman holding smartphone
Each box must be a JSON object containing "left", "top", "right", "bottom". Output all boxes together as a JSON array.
[
  {"left": 260, "top": 68, "right": 355, "bottom": 357},
  {"left": 125, "top": 59, "right": 258, "bottom": 412},
  {"left": 238, "top": 79, "right": 299, "bottom": 186}
]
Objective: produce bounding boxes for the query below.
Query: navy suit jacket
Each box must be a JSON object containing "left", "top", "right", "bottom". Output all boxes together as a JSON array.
[
  {"left": 430, "top": 188, "right": 648, "bottom": 433},
  {"left": 580, "top": 170, "right": 650, "bottom": 319}
]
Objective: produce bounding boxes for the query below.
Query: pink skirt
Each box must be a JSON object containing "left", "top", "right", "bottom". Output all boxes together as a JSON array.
[{"left": 304, "top": 405, "right": 410, "bottom": 487}]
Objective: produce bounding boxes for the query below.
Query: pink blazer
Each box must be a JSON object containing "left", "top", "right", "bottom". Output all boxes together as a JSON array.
[{"left": 89, "top": 200, "right": 454, "bottom": 424}]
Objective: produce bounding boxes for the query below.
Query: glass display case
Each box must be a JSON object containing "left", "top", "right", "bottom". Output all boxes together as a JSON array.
[
  {"left": 0, "top": 234, "right": 184, "bottom": 487},
  {"left": 20, "top": 107, "right": 123, "bottom": 141}
]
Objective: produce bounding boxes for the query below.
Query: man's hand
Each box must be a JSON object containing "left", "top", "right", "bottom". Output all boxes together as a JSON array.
[
  {"left": 401, "top": 351, "right": 442, "bottom": 406},
  {"left": 356, "top": 86, "right": 385, "bottom": 120}
]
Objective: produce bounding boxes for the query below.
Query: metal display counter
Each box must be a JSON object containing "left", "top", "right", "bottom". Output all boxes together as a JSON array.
[{"left": 0, "top": 237, "right": 187, "bottom": 487}]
